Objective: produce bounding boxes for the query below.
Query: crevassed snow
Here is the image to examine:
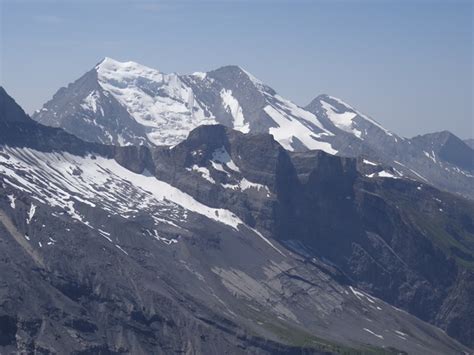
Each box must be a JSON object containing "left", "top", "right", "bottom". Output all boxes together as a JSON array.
[
  {"left": 220, "top": 89, "right": 249, "bottom": 133},
  {"left": 96, "top": 57, "right": 216, "bottom": 146},
  {"left": 264, "top": 106, "right": 337, "bottom": 154},
  {"left": 320, "top": 101, "right": 361, "bottom": 138}
]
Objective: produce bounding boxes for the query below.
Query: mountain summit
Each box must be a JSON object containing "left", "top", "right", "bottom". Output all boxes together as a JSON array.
[
  {"left": 32, "top": 58, "right": 473, "bottom": 199},
  {"left": 0, "top": 86, "right": 32, "bottom": 124}
]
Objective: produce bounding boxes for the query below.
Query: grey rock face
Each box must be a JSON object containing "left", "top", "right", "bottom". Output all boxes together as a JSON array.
[
  {"left": 305, "top": 95, "right": 474, "bottom": 199},
  {"left": 0, "top": 87, "right": 31, "bottom": 124},
  {"left": 2, "top": 88, "right": 473, "bottom": 354},
  {"left": 411, "top": 130, "right": 474, "bottom": 171},
  {"left": 32, "top": 59, "right": 473, "bottom": 200},
  {"left": 33, "top": 68, "right": 148, "bottom": 146},
  {"left": 464, "top": 138, "right": 474, "bottom": 149}
]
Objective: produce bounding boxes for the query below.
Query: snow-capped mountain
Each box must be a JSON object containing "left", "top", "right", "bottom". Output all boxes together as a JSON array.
[
  {"left": 305, "top": 95, "right": 474, "bottom": 198},
  {"left": 33, "top": 58, "right": 473, "bottom": 200},
  {"left": 3, "top": 87, "right": 474, "bottom": 353},
  {"left": 34, "top": 58, "right": 335, "bottom": 153}
]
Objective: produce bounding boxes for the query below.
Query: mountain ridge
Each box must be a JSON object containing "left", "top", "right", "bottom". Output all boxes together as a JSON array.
[
  {"left": 2, "top": 86, "right": 474, "bottom": 353},
  {"left": 32, "top": 58, "right": 474, "bottom": 201}
]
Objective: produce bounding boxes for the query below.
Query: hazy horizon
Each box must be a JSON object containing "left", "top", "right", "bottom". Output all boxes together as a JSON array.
[{"left": 1, "top": 0, "right": 472, "bottom": 139}]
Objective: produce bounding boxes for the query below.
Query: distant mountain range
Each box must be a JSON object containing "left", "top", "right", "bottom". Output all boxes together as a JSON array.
[
  {"left": 1, "top": 58, "right": 473, "bottom": 354},
  {"left": 33, "top": 58, "right": 474, "bottom": 200}
]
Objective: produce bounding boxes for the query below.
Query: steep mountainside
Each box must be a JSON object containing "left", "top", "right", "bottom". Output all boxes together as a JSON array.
[
  {"left": 305, "top": 95, "right": 474, "bottom": 199},
  {"left": 2, "top": 87, "right": 473, "bottom": 353},
  {"left": 32, "top": 58, "right": 473, "bottom": 200},
  {"left": 464, "top": 138, "right": 474, "bottom": 149}
]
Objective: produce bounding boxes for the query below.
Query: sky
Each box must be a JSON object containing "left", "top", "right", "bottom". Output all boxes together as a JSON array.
[{"left": 0, "top": 0, "right": 472, "bottom": 139}]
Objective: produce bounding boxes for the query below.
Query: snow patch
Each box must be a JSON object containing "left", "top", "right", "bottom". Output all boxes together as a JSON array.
[
  {"left": 363, "top": 328, "right": 384, "bottom": 339},
  {"left": 362, "top": 159, "right": 377, "bottom": 166},
  {"left": 327, "top": 96, "right": 394, "bottom": 137},
  {"left": 7, "top": 194, "right": 16, "bottom": 209},
  {"left": 187, "top": 165, "right": 215, "bottom": 184},
  {"left": 26, "top": 203, "right": 36, "bottom": 224},
  {"left": 222, "top": 178, "right": 270, "bottom": 196},
  {"left": 212, "top": 147, "right": 240, "bottom": 172},
  {"left": 220, "top": 89, "right": 249, "bottom": 133},
  {"left": 321, "top": 100, "right": 361, "bottom": 138},
  {"left": 264, "top": 105, "right": 337, "bottom": 154}
]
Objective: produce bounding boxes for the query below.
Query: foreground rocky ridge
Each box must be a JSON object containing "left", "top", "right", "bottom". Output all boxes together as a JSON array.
[{"left": 1, "top": 87, "right": 473, "bottom": 353}]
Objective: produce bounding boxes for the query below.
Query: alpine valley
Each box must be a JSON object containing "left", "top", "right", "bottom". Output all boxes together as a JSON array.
[{"left": 0, "top": 58, "right": 473, "bottom": 354}]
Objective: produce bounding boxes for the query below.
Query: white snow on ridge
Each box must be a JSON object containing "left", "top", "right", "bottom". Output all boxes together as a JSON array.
[
  {"left": 326, "top": 96, "right": 394, "bottom": 137},
  {"left": 0, "top": 147, "right": 282, "bottom": 253},
  {"left": 240, "top": 66, "right": 266, "bottom": 90},
  {"left": 320, "top": 101, "right": 361, "bottom": 138},
  {"left": 220, "top": 89, "right": 249, "bottom": 133},
  {"left": 264, "top": 105, "right": 337, "bottom": 154}
]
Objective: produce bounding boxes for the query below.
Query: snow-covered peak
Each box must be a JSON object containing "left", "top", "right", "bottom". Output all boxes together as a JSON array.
[
  {"left": 95, "top": 57, "right": 164, "bottom": 84},
  {"left": 93, "top": 57, "right": 216, "bottom": 145}
]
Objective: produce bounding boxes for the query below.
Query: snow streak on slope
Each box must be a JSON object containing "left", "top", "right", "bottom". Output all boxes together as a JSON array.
[
  {"left": 96, "top": 57, "right": 216, "bottom": 145},
  {"left": 0, "top": 147, "right": 282, "bottom": 252},
  {"left": 220, "top": 89, "right": 249, "bottom": 133},
  {"left": 264, "top": 105, "right": 337, "bottom": 154}
]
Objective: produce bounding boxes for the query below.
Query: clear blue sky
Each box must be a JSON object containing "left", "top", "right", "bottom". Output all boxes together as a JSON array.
[{"left": 1, "top": 0, "right": 472, "bottom": 138}]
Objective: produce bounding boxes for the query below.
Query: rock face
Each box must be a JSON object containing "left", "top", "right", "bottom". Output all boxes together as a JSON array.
[
  {"left": 464, "top": 138, "right": 474, "bottom": 149},
  {"left": 2, "top": 87, "right": 473, "bottom": 353},
  {"left": 304, "top": 95, "right": 474, "bottom": 199},
  {"left": 32, "top": 58, "right": 473, "bottom": 201}
]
